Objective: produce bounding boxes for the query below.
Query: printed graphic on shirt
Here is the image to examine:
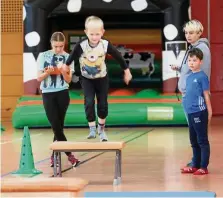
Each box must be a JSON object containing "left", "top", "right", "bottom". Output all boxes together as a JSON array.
[
  {"left": 51, "top": 54, "right": 66, "bottom": 67},
  {"left": 43, "top": 53, "right": 66, "bottom": 88},
  {"left": 38, "top": 50, "right": 74, "bottom": 92},
  {"left": 80, "top": 41, "right": 107, "bottom": 78}
]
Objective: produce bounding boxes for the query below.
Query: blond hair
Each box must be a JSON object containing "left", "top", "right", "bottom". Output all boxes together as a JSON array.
[
  {"left": 183, "top": 19, "right": 204, "bottom": 33},
  {"left": 85, "top": 16, "right": 104, "bottom": 29},
  {"left": 50, "top": 32, "right": 65, "bottom": 42}
]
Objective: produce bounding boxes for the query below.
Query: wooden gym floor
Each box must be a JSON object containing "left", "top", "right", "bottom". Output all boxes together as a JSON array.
[{"left": 1, "top": 116, "right": 223, "bottom": 197}]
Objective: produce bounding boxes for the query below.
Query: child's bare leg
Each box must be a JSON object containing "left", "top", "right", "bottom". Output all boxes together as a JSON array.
[
  {"left": 89, "top": 121, "right": 96, "bottom": 127},
  {"left": 98, "top": 118, "right": 105, "bottom": 125}
]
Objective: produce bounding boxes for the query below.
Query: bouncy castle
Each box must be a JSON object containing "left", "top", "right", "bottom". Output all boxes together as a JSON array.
[{"left": 12, "top": 0, "right": 222, "bottom": 128}]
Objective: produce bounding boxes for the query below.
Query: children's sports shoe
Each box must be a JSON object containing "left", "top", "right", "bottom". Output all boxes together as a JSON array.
[
  {"left": 50, "top": 156, "right": 59, "bottom": 167},
  {"left": 98, "top": 124, "right": 108, "bottom": 142},
  {"left": 68, "top": 154, "right": 80, "bottom": 167},
  {"left": 181, "top": 167, "right": 198, "bottom": 174},
  {"left": 87, "top": 126, "right": 96, "bottom": 139},
  {"left": 180, "top": 161, "right": 194, "bottom": 170},
  {"left": 193, "top": 168, "right": 208, "bottom": 175},
  {"left": 99, "top": 132, "right": 108, "bottom": 142}
]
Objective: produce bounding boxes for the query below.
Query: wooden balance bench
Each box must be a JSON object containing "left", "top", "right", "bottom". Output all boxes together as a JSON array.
[
  {"left": 50, "top": 141, "right": 125, "bottom": 185},
  {"left": 1, "top": 177, "right": 88, "bottom": 197}
]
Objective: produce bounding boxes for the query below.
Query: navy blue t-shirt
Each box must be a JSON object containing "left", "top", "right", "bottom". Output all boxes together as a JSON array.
[{"left": 184, "top": 71, "right": 209, "bottom": 114}]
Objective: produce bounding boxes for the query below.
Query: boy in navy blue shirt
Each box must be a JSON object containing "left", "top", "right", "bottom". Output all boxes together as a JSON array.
[{"left": 181, "top": 48, "right": 212, "bottom": 175}]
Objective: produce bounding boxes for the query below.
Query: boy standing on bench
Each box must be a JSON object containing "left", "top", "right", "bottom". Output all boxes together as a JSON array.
[{"left": 63, "top": 16, "right": 132, "bottom": 141}]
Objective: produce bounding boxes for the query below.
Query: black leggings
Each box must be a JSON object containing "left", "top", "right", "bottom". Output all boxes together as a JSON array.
[
  {"left": 42, "top": 89, "right": 71, "bottom": 156},
  {"left": 81, "top": 75, "right": 109, "bottom": 122}
]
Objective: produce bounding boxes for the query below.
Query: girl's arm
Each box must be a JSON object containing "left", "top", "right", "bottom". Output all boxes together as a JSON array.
[
  {"left": 37, "top": 53, "right": 54, "bottom": 82},
  {"left": 37, "top": 70, "right": 51, "bottom": 82}
]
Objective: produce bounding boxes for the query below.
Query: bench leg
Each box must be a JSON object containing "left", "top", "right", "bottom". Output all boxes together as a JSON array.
[
  {"left": 118, "top": 150, "right": 122, "bottom": 184},
  {"left": 53, "top": 152, "right": 57, "bottom": 177},
  {"left": 58, "top": 152, "right": 62, "bottom": 177},
  {"left": 113, "top": 151, "right": 119, "bottom": 186}
]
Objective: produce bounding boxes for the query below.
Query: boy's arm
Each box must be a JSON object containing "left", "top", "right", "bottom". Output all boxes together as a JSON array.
[
  {"left": 60, "top": 69, "right": 73, "bottom": 83},
  {"left": 201, "top": 75, "right": 212, "bottom": 124},
  {"left": 204, "top": 90, "right": 212, "bottom": 124},
  {"left": 65, "top": 43, "right": 82, "bottom": 66},
  {"left": 107, "top": 42, "right": 132, "bottom": 84},
  {"left": 60, "top": 55, "right": 75, "bottom": 83},
  {"left": 107, "top": 42, "right": 129, "bottom": 70}
]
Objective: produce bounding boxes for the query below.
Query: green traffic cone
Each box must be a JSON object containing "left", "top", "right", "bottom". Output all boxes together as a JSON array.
[
  {"left": 12, "top": 126, "right": 42, "bottom": 176},
  {"left": 1, "top": 124, "right": 5, "bottom": 132}
]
